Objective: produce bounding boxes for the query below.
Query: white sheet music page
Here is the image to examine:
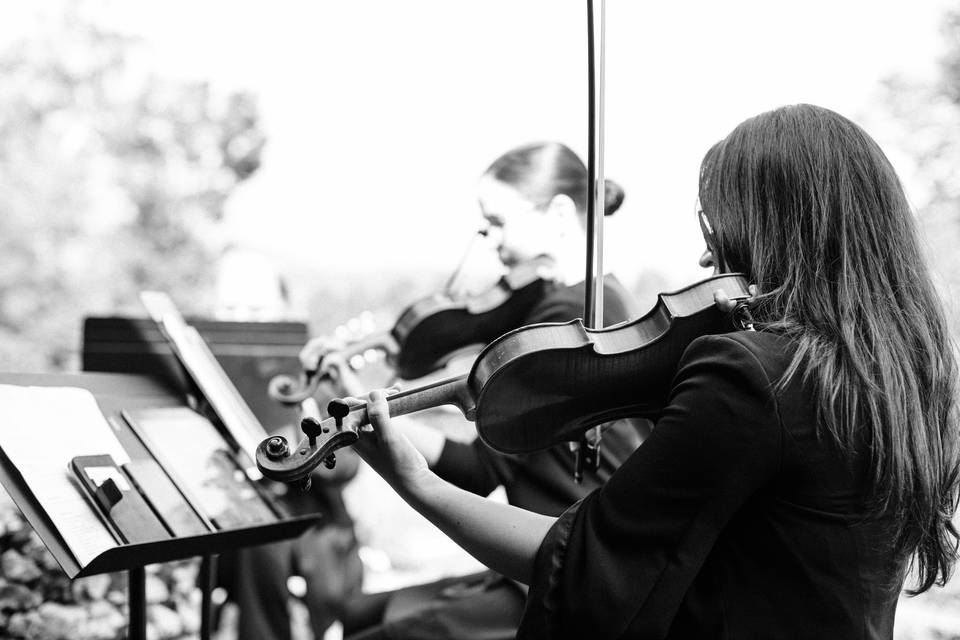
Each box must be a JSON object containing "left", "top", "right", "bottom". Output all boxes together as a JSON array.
[{"left": 0, "top": 384, "right": 130, "bottom": 567}]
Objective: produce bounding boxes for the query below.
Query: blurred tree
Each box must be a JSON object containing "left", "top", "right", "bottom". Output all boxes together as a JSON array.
[
  {"left": 0, "top": 2, "right": 265, "bottom": 371},
  {"left": 874, "top": 7, "right": 960, "bottom": 326},
  {"left": 877, "top": 12, "right": 960, "bottom": 634}
]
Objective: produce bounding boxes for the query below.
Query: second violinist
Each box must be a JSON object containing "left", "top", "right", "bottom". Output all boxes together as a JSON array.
[{"left": 303, "top": 142, "right": 649, "bottom": 640}]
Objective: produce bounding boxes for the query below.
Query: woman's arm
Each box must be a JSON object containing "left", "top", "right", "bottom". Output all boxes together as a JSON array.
[{"left": 351, "top": 389, "right": 555, "bottom": 584}]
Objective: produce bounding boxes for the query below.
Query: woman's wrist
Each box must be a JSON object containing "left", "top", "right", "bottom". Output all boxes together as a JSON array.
[{"left": 398, "top": 467, "right": 443, "bottom": 507}]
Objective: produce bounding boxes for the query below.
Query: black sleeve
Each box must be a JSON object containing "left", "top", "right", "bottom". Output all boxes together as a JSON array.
[
  {"left": 525, "top": 294, "right": 583, "bottom": 325},
  {"left": 526, "top": 278, "right": 635, "bottom": 327},
  {"left": 431, "top": 438, "right": 517, "bottom": 497},
  {"left": 518, "top": 334, "right": 784, "bottom": 639}
]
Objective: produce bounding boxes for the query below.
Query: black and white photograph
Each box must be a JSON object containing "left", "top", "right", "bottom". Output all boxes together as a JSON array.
[{"left": 0, "top": 1, "right": 959, "bottom": 639}]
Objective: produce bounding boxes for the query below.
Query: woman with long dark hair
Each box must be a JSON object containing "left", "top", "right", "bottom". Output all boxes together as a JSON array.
[{"left": 343, "top": 104, "right": 960, "bottom": 638}]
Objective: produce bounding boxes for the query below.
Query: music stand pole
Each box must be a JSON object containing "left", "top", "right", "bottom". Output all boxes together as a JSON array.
[
  {"left": 128, "top": 566, "right": 147, "bottom": 640},
  {"left": 199, "top": 554, "right": 217, "bottom": 640}
]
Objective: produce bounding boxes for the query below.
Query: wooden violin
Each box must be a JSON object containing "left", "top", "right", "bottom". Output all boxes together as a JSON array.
[
  {"left": 256, "top": 273, "right": 751, "bottom": 483},
  {"left": 267, "top": 256, "right": 557, "bottom": 406},
  {"left": 390, "top": 256, "right": 556, "bottom": 379}
]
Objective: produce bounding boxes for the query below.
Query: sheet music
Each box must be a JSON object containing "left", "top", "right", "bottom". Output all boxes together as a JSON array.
[
  {"left": 139, "top": 291, "right": 266, "bottom": 475},
  {"left": 0, "top": 385, "right": 130, "bottom": 567}
]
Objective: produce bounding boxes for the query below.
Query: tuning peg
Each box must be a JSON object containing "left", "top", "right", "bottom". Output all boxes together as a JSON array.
[
  {"left": 327, "top": 399, "right": 351, "bottom": 428},
  {"left": 301, "top": 417, "right": 324, "bottom": 446}
]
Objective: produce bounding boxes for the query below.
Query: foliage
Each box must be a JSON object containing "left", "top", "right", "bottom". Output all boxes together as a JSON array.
[
  {"left": 876, "top": 8, "right": 960, "bottom": 630},
  {"left": 873, "top": 9, "right": 960, "bottom": 326},
  {"left": 0, "top": 4, "right": 265, "bottom": 371}
]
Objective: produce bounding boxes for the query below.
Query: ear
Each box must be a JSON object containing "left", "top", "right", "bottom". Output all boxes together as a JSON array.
[{"left": 545, "top": 193, "right": 578, "bottom": 223}]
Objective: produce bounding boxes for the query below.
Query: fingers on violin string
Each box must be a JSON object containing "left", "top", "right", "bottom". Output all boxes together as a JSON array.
[
  {"left": 364, "top": 388, "right": 398, "bottom": 401},
  {"left": 301, "top": 337, "right": 342, "bottom": 370},
  {"left": 299, "top": 341, "right": 325, "bottom": 369},
  {"left": 748, "top": 283, "right": 759, "bottom": 298},
  {"left": 318, "top": 351, "right": 345, "bottom": 372},
  {"left": 299, "top": 353, "right": 317, "bottom": 371},
  {"left": 366, "top": 389, "right": 392, "bottom": 422},
  {"left": 339, "top": 396, "right": 376, "bottom": 432}
]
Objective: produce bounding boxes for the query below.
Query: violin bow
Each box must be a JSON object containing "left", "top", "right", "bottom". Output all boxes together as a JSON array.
[
  {"left": 574, "top": 0, "right": 607, "bottom": 483},
  {"left": 584, "top": 0, "right": 605, "bottom": 328}
]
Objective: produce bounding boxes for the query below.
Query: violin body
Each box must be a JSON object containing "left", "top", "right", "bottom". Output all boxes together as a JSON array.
[
  {"left": 391, "top": 257, "right": 555, "bottom": 379},
  {"left": 257, "top": 273, "right": 750, "bottom": 482},
  {"left": 469, "top": 273, "right": 750, "bottom": 453}
]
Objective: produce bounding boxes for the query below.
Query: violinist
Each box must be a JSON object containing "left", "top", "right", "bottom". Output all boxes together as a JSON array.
[
  {"left": 339, "top": 105, "right": 960, "bottom": 639},
  {"left": 304, "top": 142, "right": 648, "bottom": 639}
]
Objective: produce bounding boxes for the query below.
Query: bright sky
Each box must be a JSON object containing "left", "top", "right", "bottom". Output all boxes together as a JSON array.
[{"left": 4, "top": 0, "right": 955, "bottom": 290}]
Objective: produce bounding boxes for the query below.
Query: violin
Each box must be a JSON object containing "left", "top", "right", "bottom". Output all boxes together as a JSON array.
[
  {"left": 391, "top": 256, "right": 556, "bottom": 380},
  {"left": 256, "top": 273, "right": 751, "bottom": 483},
  {"left": 267, "top": 255, "right": 557, "bottom": 406}
]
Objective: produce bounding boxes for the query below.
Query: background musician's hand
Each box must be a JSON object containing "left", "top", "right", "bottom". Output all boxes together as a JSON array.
[
  {"left": 347, "top": 389, "right": 430, "bottom": 494},
  {"left": 299, "top": 336, "right": 366, "bottom": 397},
  {"left": 319, "top": 351, "right": 366, "bottom": 397},
  {"left": 299, "top": 335, "right": 347, "bottom": 372}
]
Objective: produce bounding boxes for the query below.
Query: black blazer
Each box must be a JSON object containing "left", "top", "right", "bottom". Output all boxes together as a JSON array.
[{"left": 519, "top": 331, "right": 904, "bottom": 639}]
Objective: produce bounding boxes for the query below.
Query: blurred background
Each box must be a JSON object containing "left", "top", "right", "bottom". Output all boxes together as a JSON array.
[{"left": 0, "top": 0, "right": 959, "bottom": 638}]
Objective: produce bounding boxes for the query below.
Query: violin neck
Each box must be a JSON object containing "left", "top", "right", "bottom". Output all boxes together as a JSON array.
[
  {"left": 340, "top": 374, "right": 475, "bottom": 431},
  {"left": 384, "top": 373, "right": 475, "bottom": 421}
]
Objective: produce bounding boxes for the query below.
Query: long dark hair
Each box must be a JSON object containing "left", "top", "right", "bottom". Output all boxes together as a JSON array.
[
  {"left": 698, "top": 104, "right": 959, "bottom": 594},
  {"left": 484, "top": 142, "right": 624, "bottom": 216}
]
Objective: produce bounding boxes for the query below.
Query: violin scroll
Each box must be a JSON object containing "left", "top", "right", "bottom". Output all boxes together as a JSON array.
[
  {"left": 256, "top": 399, "right": 362, "bottom": 484},
  {"left": 267, "top": 370, "right": 320, "bottom": 406}
]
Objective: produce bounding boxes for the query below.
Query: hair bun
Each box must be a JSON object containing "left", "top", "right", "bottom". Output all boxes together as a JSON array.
[{"left": 603, "top": 179, "right": 625, "bottom": 216}]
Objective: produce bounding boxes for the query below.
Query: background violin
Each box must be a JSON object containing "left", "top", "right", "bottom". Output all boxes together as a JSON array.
[
  {"left": 267, "top": 254, "right": 558, "bottom": 406},
  {"left": 390, "top": 255, "right": 556, "bottom": 380},
  {"left": 257, "top": 273, "right": 751, "bottom": 483}
]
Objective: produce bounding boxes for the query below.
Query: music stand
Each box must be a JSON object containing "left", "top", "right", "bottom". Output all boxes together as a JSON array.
[
  {"left": 0, "top": 371, "right": 318, "bottom": 640},
  {"left": 0, "top": 286, "right": 325, "bottom": 640}
]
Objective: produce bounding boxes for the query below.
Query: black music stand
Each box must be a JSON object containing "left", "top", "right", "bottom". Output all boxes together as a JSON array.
[
  {"left": 81, "top": 316, "right": 309, "bottom": 433},
  {"left": 0, "top": 371, "right": 318, "bottom": 640}
]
